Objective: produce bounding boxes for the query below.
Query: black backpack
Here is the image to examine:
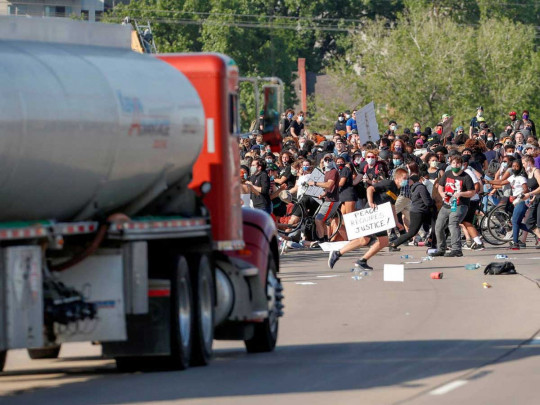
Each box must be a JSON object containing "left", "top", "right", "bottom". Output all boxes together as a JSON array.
[
  {"left": 486, "top": 159, "right": 500, "bottom": 178},
  {"left": 484, "top": 262, "right": 517, "bottom": 275}
]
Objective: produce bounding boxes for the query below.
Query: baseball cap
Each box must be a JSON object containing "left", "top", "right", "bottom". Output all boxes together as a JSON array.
[{"left": 509, "top": 111, "right": 517, "bottom": 116}]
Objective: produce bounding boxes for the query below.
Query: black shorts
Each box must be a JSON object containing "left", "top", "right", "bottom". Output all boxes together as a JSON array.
[{"left": 462, "top": 200, "right": 480, "bottom": 224}]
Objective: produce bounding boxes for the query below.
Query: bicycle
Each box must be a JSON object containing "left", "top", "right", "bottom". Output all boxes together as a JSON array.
[{"left": 276, "top": 195, "right": 344, "bottom": 242}]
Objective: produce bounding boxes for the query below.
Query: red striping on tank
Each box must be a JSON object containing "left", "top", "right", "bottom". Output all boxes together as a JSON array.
[{"left": 148, "top": 289, "right": 170, "bottom": 297}]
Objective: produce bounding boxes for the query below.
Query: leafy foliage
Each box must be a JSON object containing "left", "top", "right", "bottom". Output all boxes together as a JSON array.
[{"left": 104, "top": 1, "right": 540, "bottom": 133}]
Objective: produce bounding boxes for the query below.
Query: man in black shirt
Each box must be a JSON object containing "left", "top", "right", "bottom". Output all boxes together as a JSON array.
[
  {"left": 431, "top": 155, "right": 475, "bottom": 257},
  {"left": 245, "top": 158, "right": 271, "bottom": 214},
  {"left": 328, "top": 168, "right": 409, "bottom": 270}
]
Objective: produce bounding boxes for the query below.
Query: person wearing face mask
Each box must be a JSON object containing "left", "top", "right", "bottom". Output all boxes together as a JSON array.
[
  {"left": 264, "top": 152, "right": 277, "bottom": 166},
  {"left": 412, "top": 122, "right": 422, "bottom": 135},
  {"left": 274, "top": 151, "right": 296, "bottom": 189},
  {"left": 388, "top": 170, "right": 434, "bottom": 251},
  {"left": 281, "top": 108, "right": 295, "bottom": 137},
  {"left": 335, "top": 113, "right": 347, "bottom": 135},
  {"left": 503, "top": 144, "right": 520, "bottom": 160},
  {"left": 388, "top": 120, "right": 398, "bottom": 135},
  {"left": 328, "top": 168, "right": 409, "bottom": 271},
  {"left": 522, "top": 156, "right": 540, "bottom": 245},
  {"left": 334, "top": 157, "right": 357, "bottom": 240},
  {"left": 307, "top": 154, "right": 341, "bottom": 243},
  {"left": 245, "top": 158, "right": 271, "bottom": 214},
  {"left": 424, "top": 152, "right": 444, "bottom": 193},
  {"left": 430, "top": 156, "right": 476, "bottom": 257},
  {"left": 290, "top": 111, "right": 305, "bottom": 139},
  {"left": 469, "top": 106, "right": 484, "bottom": 139},
  {"left": 518, "top": 110, "right": 536, "bottom": 138},
  {"left": 488, "top": 159, "right": 530, "bottom": 248}
]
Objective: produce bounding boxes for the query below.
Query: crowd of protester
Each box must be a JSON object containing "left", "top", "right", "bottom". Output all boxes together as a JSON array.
[{"left": 239, "top": 106, "right": 540, "bottom": 270}]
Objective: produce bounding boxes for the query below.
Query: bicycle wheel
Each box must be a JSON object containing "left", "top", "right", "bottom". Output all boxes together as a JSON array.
[
  {"left": 327, "top": 210, "right": 344, "bottom": 241},
  {"left": 486, "top": 206, "right": 514, "bottom": 243},
  {"left": 276, "top": 202, "right": 305, "bottom": 237},
  {"left": 478, "top": 213, "right": 505, "bottom": 246}
]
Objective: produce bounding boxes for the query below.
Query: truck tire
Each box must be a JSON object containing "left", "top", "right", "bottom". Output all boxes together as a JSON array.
[
  {"left": 190, "top": 254, "right": 215, "bottom": 366},
  {"left": 168, "top": 255, "right": 193, "bottom": 370},
  {"left": 27, "top": 346, "right": 61, "bottom": 359},
  {"left": 245, "top": 253, "right": 281, "bottom": 353},
  {"left": 0, "top": 350, "right": 6, "bottom": 372}
]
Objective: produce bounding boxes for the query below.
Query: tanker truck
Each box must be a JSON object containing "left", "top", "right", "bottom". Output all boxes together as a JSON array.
[{"left": 0, "top": 17, "right": 283, "bottom": 372}]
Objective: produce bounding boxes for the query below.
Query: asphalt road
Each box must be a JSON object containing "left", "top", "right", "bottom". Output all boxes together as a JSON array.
[{"left": 2, "top": 242, "right": 540, "bottom": 405}]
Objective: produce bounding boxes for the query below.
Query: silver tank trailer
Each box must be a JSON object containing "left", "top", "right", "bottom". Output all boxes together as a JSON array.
[{"left": 0, "top": 37, "right": 204, "bottom": 221}]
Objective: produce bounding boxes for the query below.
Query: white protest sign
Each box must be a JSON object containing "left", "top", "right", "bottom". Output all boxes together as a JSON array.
[
  {"left": 343, "top": 202, "right": 396, "bottom": 240},
  {"left": 356, "top": 101, "right": 380, "bottom": 144},
  {"left": 304, "top": 168, "right": 325, "bottom": 198}
]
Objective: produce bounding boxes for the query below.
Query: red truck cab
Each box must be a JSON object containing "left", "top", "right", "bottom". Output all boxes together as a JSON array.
[{"left": 157, "top": 53, "right": 244, "bottom": 251}]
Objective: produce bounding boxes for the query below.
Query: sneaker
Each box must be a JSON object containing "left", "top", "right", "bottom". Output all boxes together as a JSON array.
[
  {"left": 430, "top": 250, "right": 446, "bottom": 257},
  {"left": 408, "top": 241, "right": 416, "bottom": 246},
  {"left": 471, "top": 241, "right": 485, "bottom": 251},
  {"left": 463, "top": 240, "right": 473, "bottom": 250},
  {"left": 309, "top": 241, "right": 320, "bottom": 249},
  {"left": 388, "top": 245, "right": 401, "bottom": 252},
  {"left": 517, "top": 241, "right": 526, "bottom": 248},
  {"left": 328, "top": 251, "right": 341, "bottom": 269},
  {"left": 279, "top": 238, "right": 288, "bottom": 255},
  {"left": 445, "top": 250, "right": 463, "bottom": 257},
  {"left": 509, "top": 241, "right": 520, "bottom": 250},
  {"left": 354, "top": 259, "right": 373, "bottom": 270}
]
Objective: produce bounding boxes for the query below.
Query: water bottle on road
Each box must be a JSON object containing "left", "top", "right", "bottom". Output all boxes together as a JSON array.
[
  {"left": 351, "top": 267, "right": 372, "bottom": 281},
  {"left": 465, "top": 263, "right": 481, "bottom": 270}
]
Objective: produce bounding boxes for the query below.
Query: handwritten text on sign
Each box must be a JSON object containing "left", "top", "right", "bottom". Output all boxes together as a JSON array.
[{"left": 344, "top": 202, "right": 396, "bottom": 239}]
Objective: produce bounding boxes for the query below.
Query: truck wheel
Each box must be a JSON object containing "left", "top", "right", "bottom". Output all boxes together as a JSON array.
[
  {"left": 190, "top": 254, "right": 215, "bottom": 366},
  {"left": 27, "top": 346, "right": 61, "bottom": 359},
  {"left": 245, "top": 253, "right": 282, "bottom": 353},
  {"left": 168, "top": 255, "right": 193, "bottom": 370},
  {"left": 0, "top": 350, "right": 6, "bottom": 372}
]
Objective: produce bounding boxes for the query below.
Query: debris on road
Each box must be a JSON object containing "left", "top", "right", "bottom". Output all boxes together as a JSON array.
[
  {"left": 482, "top": 282, "right": 492, "bottom": 288},
  {"left": 431, "top": 272, "right": 443, "bottom": 279}
]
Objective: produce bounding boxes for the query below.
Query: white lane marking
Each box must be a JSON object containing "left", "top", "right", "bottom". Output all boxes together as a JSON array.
[
  {"left": 295, "top": 282, "right": 317, "bottom": 285},
  {"left": 429, "top": 380, "right": 468, "bottom": 395},
  {"left": 316, "top": 275, "right": 341, "bottom": 278}
]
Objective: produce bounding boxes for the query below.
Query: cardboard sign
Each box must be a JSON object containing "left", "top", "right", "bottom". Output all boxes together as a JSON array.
[
  {"left": 343, "top": 202, "right": 396, "bottom": 239},
  {"left": 356, "top": 101, "right": 380, "bottom": 144},
  {"left": 304, "top": 168, "right": 326, "bottom": 198}
]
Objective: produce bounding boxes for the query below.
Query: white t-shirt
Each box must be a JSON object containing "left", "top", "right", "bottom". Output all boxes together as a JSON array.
[
  {"left": 465, "top": 168, "right": 480, "bottom": 201},
  {"left": 508, "top": 174, "right": 527, "bottom": 197}
]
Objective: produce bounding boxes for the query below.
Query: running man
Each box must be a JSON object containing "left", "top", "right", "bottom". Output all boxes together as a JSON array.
[{"left": 328, "top": 168, "right": 409, "bottom": 270}]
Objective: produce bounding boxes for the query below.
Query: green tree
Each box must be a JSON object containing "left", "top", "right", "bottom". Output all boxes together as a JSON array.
[{"left": 320, "top": 5, "right": 540, "bottom": 132}]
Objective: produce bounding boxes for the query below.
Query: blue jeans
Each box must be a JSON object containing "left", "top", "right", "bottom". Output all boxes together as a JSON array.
[{"left": 512, "top": 201, "right": 529, "bottom": 243}]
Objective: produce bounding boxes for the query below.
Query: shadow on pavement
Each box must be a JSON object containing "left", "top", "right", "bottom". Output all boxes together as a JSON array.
[{"left": 1, "top": 339, "right": 539, "bottom": 404}]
